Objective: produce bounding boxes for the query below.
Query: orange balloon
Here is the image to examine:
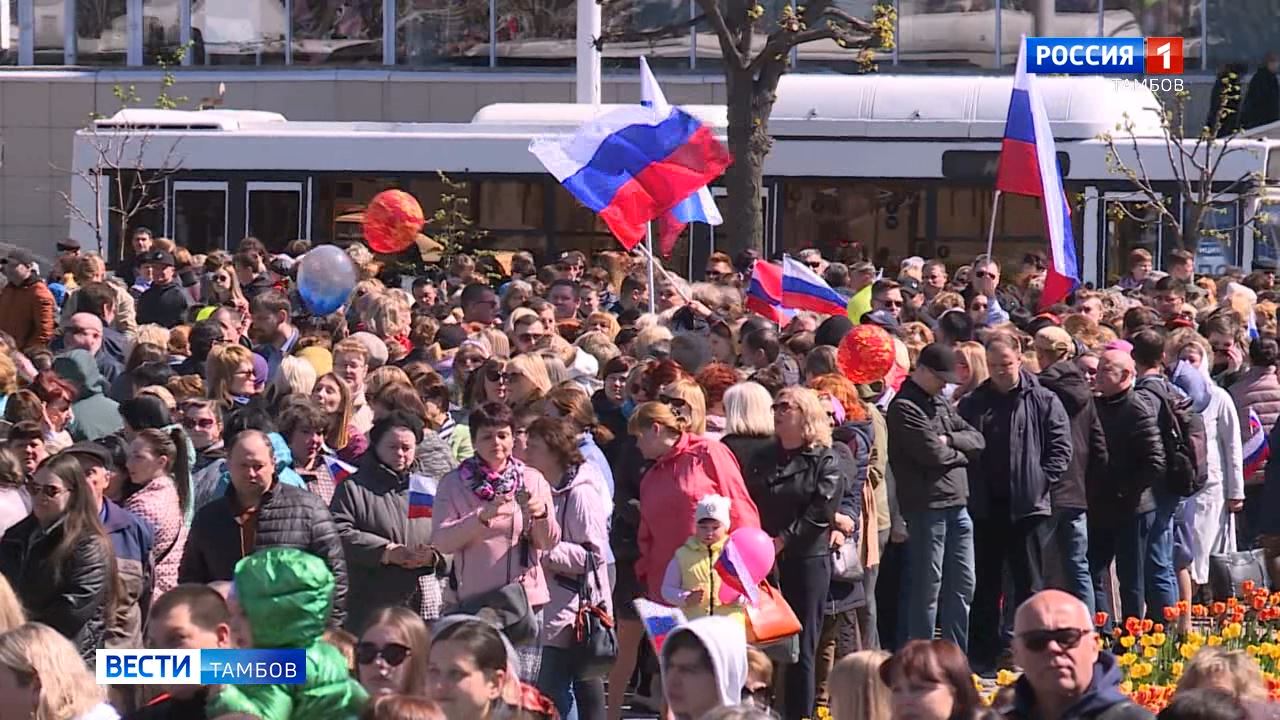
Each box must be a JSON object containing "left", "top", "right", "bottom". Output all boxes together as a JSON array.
[
  {"left": 363, "top": 189, "right": 425, "bottom": 254},
  {"left": 837, "top": 324, "right": 895, "bottom": 385}
]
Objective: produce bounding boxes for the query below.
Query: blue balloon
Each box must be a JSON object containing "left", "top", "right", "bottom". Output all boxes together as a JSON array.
[{"left": 297, "top": 245, "right": 357, "bottom": 316}]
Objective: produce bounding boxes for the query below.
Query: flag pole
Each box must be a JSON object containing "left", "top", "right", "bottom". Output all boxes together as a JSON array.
[
  {"left": 986, "top": 189, "right": 1002, "bottom": 259},
  {"left": 646, "top": 223, "right": 657, "bottom": 312}
]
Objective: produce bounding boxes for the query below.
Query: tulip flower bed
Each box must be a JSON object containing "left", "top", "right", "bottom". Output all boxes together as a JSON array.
[{"left": 980, "top": 582, "right": 1280, "bottom": 713}]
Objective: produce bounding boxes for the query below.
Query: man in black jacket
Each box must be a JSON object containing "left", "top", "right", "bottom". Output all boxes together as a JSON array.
[
  {"left": 887, "top": 343, "right": 985, "bottom": 651},
  {"left": 178, "top": 430, "right": 348, "bottom": 628},
  {"left": 1035, "top": 327, "right": 1108, "bottom": 616},
  {"left": 136, "top": 250, "right": 191, "bottom": 327},
  {"left": 1090, "top": 350, "right": 1166, "bottom": 626},
  {"left": 959, "top": 335, "right": 1072, "bottom": 673},
  {"left": 1241, "top": 53, "right": 1280, "bottom": 130}
]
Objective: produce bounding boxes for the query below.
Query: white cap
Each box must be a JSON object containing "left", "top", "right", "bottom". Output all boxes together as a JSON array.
[{"left": 694, "top": 494, "right": 731, "bottom": 527}]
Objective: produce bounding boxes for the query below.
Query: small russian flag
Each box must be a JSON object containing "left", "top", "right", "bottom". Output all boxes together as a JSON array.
[
  {"left": 633, "top": 598, "right": 688, "bottom": 654},
  {"left": 408, "top": 474, "right": 437, "bottom": 519},
  {"left": 325, "top": 455, "right": 357, "bottom": 484},
  {"left": 713, "top": 539, "right": 761, "bottom": 606},
  {"left": 1244, "top": 408, "right": 1270, "bottom": 478},
  {"left": 781, "top": 256, "right": 848, "bottom": 317}
]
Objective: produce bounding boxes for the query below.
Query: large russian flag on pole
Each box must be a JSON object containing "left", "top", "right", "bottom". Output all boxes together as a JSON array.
[
  {"left": 995, "top": 37, "right": 1080, "bottom": 309},
  {"left": 530, "top": 106, "right": 731, "bottom": 250},
  {"left": 639, "top": 57, "right": 724, "bottom": 256}
]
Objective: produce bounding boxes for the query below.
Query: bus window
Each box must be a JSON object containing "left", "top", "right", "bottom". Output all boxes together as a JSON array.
[
  {"left": 1103, "top": 197, "right": 1165, "bottom": 285},
  {"left": 779, "top": 181, "right": 919, "bottom": 263},
  {"left": 1254, "top": 202, "right": 1280, "bottom": 270},
  {"left": 246, "top": 182, "right": 305, "bottom": 251},
  {"left": 1186, "top": 201, "right": 1240, "bottom": 277},
  {"left": 171, "top": 182, "right": 229, "bottom": 255}
]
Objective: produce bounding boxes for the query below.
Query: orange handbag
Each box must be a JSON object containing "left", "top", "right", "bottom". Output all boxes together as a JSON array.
[{"left": 745, "top": 582, "right": 802, "bottom": 645}]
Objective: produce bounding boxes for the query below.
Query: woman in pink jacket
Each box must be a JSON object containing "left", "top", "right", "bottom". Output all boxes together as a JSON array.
[
  {"left": 432, "top": 401, "right": 561, "bottom": 682},
  {"left": 627, "top": 401, "right": 762, "bottom": 604},
  {"left": 523, "top": 416, "right": 611, "bottom": 720}
]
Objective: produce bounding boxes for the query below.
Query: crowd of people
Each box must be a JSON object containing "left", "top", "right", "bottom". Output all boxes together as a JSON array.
[{"left": 0, "top": 226, "right": 1275, "bottom": 720}]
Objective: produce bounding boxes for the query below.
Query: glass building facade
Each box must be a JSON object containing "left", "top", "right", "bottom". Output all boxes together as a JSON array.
[{"left": 0, "top": 0, "right": 1271, "bottom": 70}]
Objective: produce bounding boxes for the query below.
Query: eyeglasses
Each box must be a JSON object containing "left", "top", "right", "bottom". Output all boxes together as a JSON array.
[
  {"left": 878, "top": 300, "right": 904, "bottom": 308},
  {"left": 182, "top": 417, "right": 216, "bottom": 430},
  {"left": 1017, "top": 627, "right": 1090, "bottom": 652},
  {"left": 974, "top": 271, "right": 997, "bottom": 280},
  {"left": 658, "top": 394, "right": 689, "bottom": 410},
  {"left": 771, "top": 401, "right": 797, "bottom": 414},
  {"left": 355, "top": 642, "right": 412, "bottom": 667},
  {"left": 806, "top": 261, "right": 822, "bottom": 270},
  {"left": 26, "top": 482, "right": 67, "bottom": 499}
]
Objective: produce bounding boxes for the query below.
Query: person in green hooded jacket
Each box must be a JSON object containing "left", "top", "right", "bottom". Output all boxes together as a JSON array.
[
  {"left": 207, "top": 547, "right": 368, "bottom": 720},
  {"left": 52, "top": 348, "right": 124, "bottom": 441}
]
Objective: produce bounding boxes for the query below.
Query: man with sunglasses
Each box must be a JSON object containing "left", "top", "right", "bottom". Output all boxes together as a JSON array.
[
  {"left": 130, "top": 584, "right": 235, "bottom": 719},
  {"left": 967, "top": 256, "right": 1017, "bottom": 324},
  {"left": 870, "top": 279, "right": 905, "bottom": 322},
  {"left": 1005, "top": 589, "right": 1153, "bottom": 720}
]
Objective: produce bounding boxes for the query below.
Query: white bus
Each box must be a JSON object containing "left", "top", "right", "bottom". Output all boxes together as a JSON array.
[{"left": 70, "top": 73, "right": 1280, "bottom": 285}]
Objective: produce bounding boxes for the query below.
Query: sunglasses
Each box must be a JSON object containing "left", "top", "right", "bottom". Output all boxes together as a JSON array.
[
  {"left": 659, "top": 394, "right": 689, "bottom": 410},
  {"left": 806, "top": 261, "right": 822, "bottom": 270},
  {"left": 486, "top": 370, "right": 515, "bottom": 384},
  {"left": 518, "top": 332, "right": 544, "bottom": 344},
  {"left": 974, "top": 270, "right": 997, "bottom": 279},
  {"left": 772, "top": 401, "right": 797, "bottom": 413},
  {"left": 182, "top": 417, "right": 216, "bottom": 430},
  {"left": 355, "top": 642, "right": 412, "bottom": 667},
  {"left": 1017, "top": 627, "right": 1090, "bottom": 652},
  {"left": 26, "top": 482, "right": 67, "bottom": 499},
  {"left": 879, "top": 300, "right": 904, "bottom": 308}
]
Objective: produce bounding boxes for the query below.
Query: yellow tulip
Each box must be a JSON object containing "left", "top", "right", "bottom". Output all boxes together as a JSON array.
[
  {"left": 1208, "top": 635, "right": 1224, "bottom": 646},
  {"left": 1143, "top": 646, "right": 1158, "bottom": 659},
  {"left": 996, "top": 670, "right": 1018, "bottom": 687},
  {"left": 1172, "top": 661, "right": 1184, "bottom": 677},
  {"left": 1131, "top": 663, "right": 1152, "bottom": 679},
  {"left": 1179, "top": 643, "right": 1197, "bottom": 660},
  {"left": 1151, "top": 632, "right": 1167, "bottom": 646},
  {"left": 1120, "top": 635, "right": 1136, "bottom": 649},
  {"left": 1188, "top": 630, "right": 1206, "bottom": 645},
  {"left": 1224, "top": 623, "right": 1244, "bottom": 640},
  {"left": 1118, "top": 653, "right": 1137, "bottom": 667},
  {"left": 1247, "top": 645, "right": 1260, "bottom": 657}
]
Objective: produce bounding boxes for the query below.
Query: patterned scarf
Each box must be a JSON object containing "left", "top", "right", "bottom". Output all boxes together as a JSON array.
[{"left": 461, "top": 455, "right": 525, "bottom": 502}]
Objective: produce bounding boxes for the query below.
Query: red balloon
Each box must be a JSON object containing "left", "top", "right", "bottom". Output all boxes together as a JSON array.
[
  {"left": 837, "top": 324, "right": 896, "bottom": 385},
  {"left": 363, "top": 189, "right": 425, "bottom": 254}
]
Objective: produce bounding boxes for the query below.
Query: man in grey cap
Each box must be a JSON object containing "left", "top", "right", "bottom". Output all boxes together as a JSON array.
[
  {"left": 0, "top": 249, "right": 56, "bottom": 351},
  {"left": 136, "top": 249, "right": 192, "bottom": 327},
  {"left": 887, "top": 343, "right": 985, "bottom": 652}
]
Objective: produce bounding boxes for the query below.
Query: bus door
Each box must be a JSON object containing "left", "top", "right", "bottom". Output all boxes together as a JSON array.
[
  {"left": 1101, "top": 191, "right": 1164, "bottom": 284},
  {"left": 168, "top": 181, "right": 229, "bottom": 254},
  {"left": 246, "top": 181, "right": 308, "bottom": 251}
]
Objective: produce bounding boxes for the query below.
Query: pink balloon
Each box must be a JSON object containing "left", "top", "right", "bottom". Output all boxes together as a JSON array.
[{"left": 715, "top": 528, "right": 775, "bottom": 605}]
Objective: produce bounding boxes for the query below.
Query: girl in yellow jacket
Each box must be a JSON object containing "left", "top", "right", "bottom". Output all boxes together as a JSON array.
[{"left": 659, "top": 494, "right": 746, "bottom": 625}]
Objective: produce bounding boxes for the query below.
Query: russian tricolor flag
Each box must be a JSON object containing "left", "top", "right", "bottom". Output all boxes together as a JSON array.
[
  {"left": 1244, "top": 408, "right": 1270, "bottom": 478},
  {"left": 781, "top": 256, "right": 848, "bottom": 316},
  {"left": 746, "top": 261, "right": 795, "bottom": 325},
  {"left": 633, "top": 598, "right": 688, "bottom": 653},
  {"left": 408, "top": 473, "right": 437, "bottom": 519},
  {"left": 325, "top": 455, "right": 357, "bottom": 484},
  {"left": 639, "top": 57, "right": 724, "bottom": 256},
  {"left": 713, "top": 539, "right": 761, "bottom": 606},
  {"left": 530, "top": 105, "right": 731, "bottom": 250},
  {"left": 995, "top": 37, "right": 1080, "bottom": 309}
]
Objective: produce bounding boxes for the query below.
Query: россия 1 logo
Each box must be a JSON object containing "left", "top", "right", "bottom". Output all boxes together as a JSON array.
[{"left": 1025, "top": 37, "right": 1184, "bottom": 91}]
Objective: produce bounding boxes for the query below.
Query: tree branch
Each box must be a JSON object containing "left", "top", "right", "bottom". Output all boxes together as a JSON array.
[
  {"left": 595, "top": 13, "right": 707, "bottom": 48},
  {"left": 694, "top": 0, "right": 746, "bottom": 70}
]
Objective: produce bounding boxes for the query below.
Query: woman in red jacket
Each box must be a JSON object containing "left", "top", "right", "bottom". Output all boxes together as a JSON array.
[{"left": 627, "top": 401, "right": 761, "bottom": 604}]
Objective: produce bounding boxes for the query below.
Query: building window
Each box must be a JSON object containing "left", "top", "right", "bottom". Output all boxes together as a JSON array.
[
  {"left": 292, "top": 0, "right": 382, "bottom": 64},
  {"left": 492, "top": 0, "right": 575, "bottom": 66},
  {"left": 190, "top": 0, "right": 286, "bottom": 64},
  {"left": 0, "top": 0, "right": 16, "bottom": 64},
  {"left": 142, "top": 0, "right": 183, "bottom": 64},
  {"left": 395, "top": 0, "right": 489, "bottom": 66},
  {"left": 75, "top": 0, "right": 128, "bottom": 64},
  {"left": 600, "top": 0, "right": 690, "bottom": 71}
]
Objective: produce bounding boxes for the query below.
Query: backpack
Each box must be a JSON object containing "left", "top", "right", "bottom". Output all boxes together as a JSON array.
[{"left": 1136, "top": 375, "right": 1209, "bottom": 497}]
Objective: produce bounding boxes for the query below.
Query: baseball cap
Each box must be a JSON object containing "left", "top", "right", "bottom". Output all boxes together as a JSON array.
[
  {"left": 917, "top": 343, "right": 960, "bottom": 384},
  {"left": 56, "top": 238, "right": 81, "bottom": 252},
  {"left": 898, "top": 276, "right": 922, "bottom": 298},
  {"left": 140, "top": 250, "right": 175, "bottom": 267},
  {"left": 1034, "top": 326, "right": 1075, "bottom": 359}
]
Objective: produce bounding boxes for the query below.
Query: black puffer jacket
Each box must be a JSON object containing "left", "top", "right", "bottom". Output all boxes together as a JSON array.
[
  {"left": 136, "top": 280, "right": 190, "bottom": 327},
  {"left": 1038, "top": 360, "right": 1109, "bottom": 511},
  {"left": 178, "top": 481, "right": 348, "bottom": 627},
  {"left": 1094, "top": 386, "right": 1165, "bottom": 525},
  {"left": 0, "top": 514, "right": 112, "bottom": 664},
  {"left": 330, "top": 454, "right": 444, "bottom": 632},
  {"left": 958, "top": 369, "right": 1073, "bottom": 521},
  {"left": 752, "top": 444, "right": 842, "bottom": 559}
]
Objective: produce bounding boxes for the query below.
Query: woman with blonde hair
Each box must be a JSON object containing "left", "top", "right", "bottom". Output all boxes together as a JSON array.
[
  {"left": 829, "top": 649, "right": 892, "bottom": 720},
  {"left": 263, "top": 356, "right": 318, "bottom": 412},
  {"left": 721, "top": 381, "right": 776, "bottom": 501},
  {"left": 354, "top": 603, "right": 433, "bottom": 697},
  {"left": 584, "top": 311, "right": 621, "bottom": 341},
  {"left": 133, "top": 324, "right": 171, "bottom": 355},
  {"left": 1176, "top": 646, "right": 1268, "bottom": 702},
  {"left": 205, "top": 344, "right": 258, "bottom": 411},
  {"left": 900, "top": 322, "right": 935, "bottom": 368},
  {"left": 506, "top": 353, "right": 552, "bottom": 409},
  {"left": 0, "top": 576, "right": 24, "bottom": 633},
  {"left": 312, "top": 372, "right": 367, "bottom": 462},
  {"left": 657, "top": 377, "right": 709, "bottom": 436},
  {"left": 0, "top": 623, "right": 115, "bottom": 719},
  {"left": 365, "top": 365, "right": 413, "bottom": 405},
  {"left": 951, "top": 341, "right": 989, "bottom": 405},
  {"left": 757, "top": 386, "right": 841, "bottom": 720}
]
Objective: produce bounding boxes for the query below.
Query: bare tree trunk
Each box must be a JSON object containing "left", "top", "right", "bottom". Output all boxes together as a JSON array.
[{"left": 722, "top": 66, "right": 778, "bottom": 258}]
